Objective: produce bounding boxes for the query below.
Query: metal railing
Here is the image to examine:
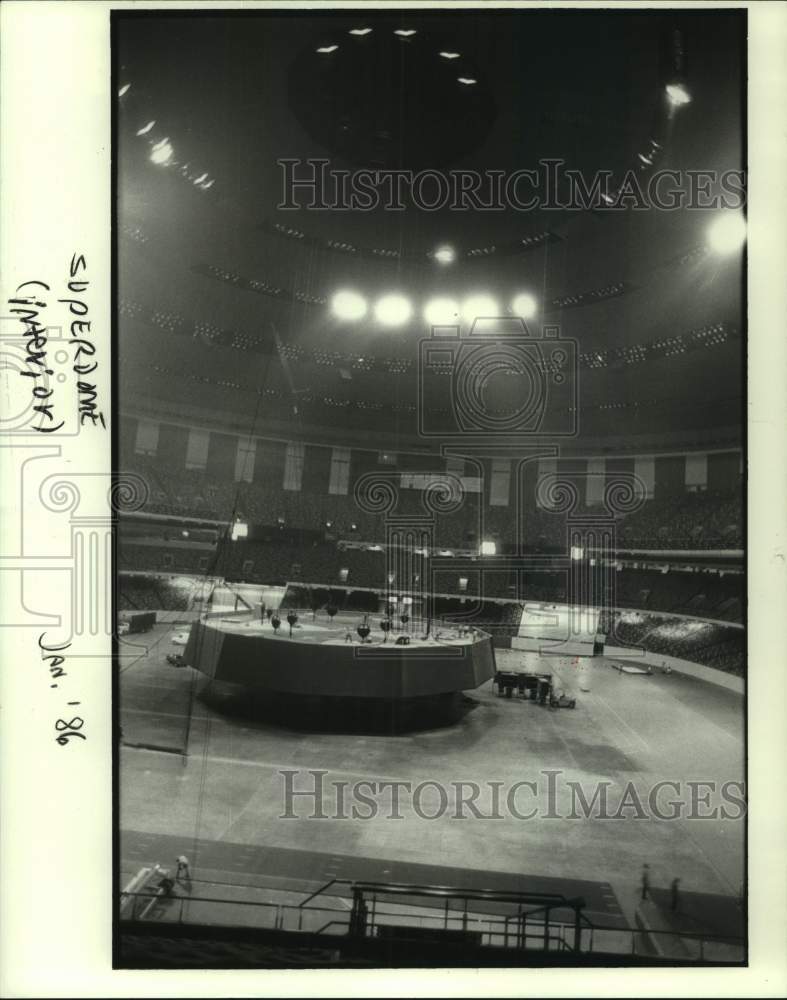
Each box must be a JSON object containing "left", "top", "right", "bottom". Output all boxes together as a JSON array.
[{"left": 120, "top": 874, "right": 745, "bottom": 962}]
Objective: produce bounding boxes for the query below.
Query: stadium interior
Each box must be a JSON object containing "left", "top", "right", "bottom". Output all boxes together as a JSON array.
[{"left": 115, "top": 10, "right": 745, "bottom": 967}]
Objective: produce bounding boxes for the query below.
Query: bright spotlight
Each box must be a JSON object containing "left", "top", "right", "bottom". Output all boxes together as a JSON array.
[
  {"left": 194, "top": 172, "right": 208, "bottom": 185},
  {"left": 150, "top": 141, "right": 174, "bottom": 166},
  {"left": 665, "top": 83, "right": 691, "bottom": 107},
  {"left": 461, "top": 294, "right": 498, "bottom": 324},
  {"left": 349, "top": 28, "right": 372, "bottom": 36},
  {"left": 136, "top": 120, "right": 156, "bottom": 136},
  {"left": 439, "top": 51, "right": 461, "bottom": 60},
  {"left": 480, "top": 540, "right": 496, "bottom": 556},
  {"left": 316, "top": 45, "right": 338, "bottom": 54},
  {"left": 424, "top": 298, "right": 460, "bottom": 326},
  {"left": 511, "top": 293, "right": 538, "bottom": 319},
  {"left": 395, "top": 29, "right": 417, "bottom": 37},
  {"left": 458, "top": 77, "right": 478, "bottom": 86},
  {"left": 374, "top": 294, "right": 412, "bottom": 326},
  {"left": 432, "top": 244, "right": 456, "bottom": 265},
  {"left": 118, "top": 83, "right": 131, "bottom": 97},
  {"left": 707, "top": 213, "right": 746, "bottom": 255},
  {"left": 331, "top": 290, "right": 367, "bottom": 321}
]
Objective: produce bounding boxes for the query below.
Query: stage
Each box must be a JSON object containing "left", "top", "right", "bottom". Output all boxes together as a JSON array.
[{"left": 183, "top": 612, "right": 496, "bottom": 707}]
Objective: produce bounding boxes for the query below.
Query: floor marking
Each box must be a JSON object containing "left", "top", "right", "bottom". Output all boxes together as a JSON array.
[
  {"left": 120, "top": 678, "right": 196, "bottom": 691},
  {"left": 583, "top": 691, "right": 650, "bottom": 754},
  {"left": 214, "top": 786, "right": 270, "bottom": 842},
  {"left": 122, "top": 707, "right": 214, "bottom": 723},
  {"left": 548, "top": 727, "right": 582, "bottom": 771},
  {"left": 673, "top": 816, "right": 740, "bottom": 896},
  {"left": 123, "top": 745, "right": 432, "bottom": 787},
  {"left": 671, "top": 701, "right": 741, "bottom": 748}
]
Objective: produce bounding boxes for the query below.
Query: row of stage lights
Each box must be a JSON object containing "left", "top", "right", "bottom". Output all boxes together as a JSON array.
[
  {"left": 315, "top": 29, "right": 694, "bottom": 103},
  {"left": 119, "top": 30, "right": 692, "bottom": 193},
  {"left": 118, "top": 84, "right": 216, "bottom": 188},
  {"left": 328, "top": 207, "right": 746, "bottom": 328},
  {"left": 331, "top": 291, "right": 540, "bottom": 326},
  {"left": 315, "top": 28, "right": 478, "bottom": 86}
]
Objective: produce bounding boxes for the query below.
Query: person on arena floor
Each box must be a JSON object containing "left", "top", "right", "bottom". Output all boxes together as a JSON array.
[{"left": 641, "top": 864, "right": 651, "bottom": 901}]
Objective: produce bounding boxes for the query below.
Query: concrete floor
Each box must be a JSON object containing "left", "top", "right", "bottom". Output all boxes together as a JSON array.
[{"left": 119, "top": 621, "right": 744, "bottom": 932}]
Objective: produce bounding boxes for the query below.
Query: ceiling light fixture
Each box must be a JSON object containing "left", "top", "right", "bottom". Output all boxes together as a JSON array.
[
  {"left": 374, "top": 294, "right": 413, "bottom": 327},
  {"left": 665, "top": 82, "right": 691, "bottom": 107},
  {"left": 424, "top": 298, "right": 460, "bottom": 326},
  {"left": 331, "top": 290, "right": 367, "bottom": 321},
  {"left": 150, "top": 141, "right": 174, "bottom": 166},
  {"left": 432, "top": 244, "right": 456, "bottom": 265},
  {"left": 461, "top": 294, "right": 498, "bottom": 323},
  {"left": 707, "top": 212, "right": 746, "bottom": 255},
  {"left": 511, "top": 293, "right": 538, "bottom": 319}
]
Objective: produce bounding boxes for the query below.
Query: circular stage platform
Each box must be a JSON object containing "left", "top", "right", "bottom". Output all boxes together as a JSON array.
[{"left": 184, "top": 613, "right": 496, "bottom": 701}]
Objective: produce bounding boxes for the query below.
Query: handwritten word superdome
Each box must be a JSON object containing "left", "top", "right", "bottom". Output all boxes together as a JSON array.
[
  {"left": 9, "top": 254, "right": 106, "bottom": 433},
  {"left": 62, "top": 254, "right": 106, "bottom": 430}
]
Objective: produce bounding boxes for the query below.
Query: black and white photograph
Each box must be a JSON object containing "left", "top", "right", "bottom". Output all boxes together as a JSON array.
[
  {"left": 1, "top": 1, "right": 786, "bottom": 995},
  {"left": 113, "top": 6, "right": 748, "bottom": 969}
]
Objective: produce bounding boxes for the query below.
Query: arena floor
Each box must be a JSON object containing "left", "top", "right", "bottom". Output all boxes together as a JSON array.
[{"left": 118, "top": 616, "right": 744, "bottom": 932}]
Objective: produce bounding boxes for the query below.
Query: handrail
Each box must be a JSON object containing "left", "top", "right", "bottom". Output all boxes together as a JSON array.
[
  {"left": 119, "top": 888, "right": 744, "bottom": 959},
  {"left": 120, "top": 884, "right": 745, "bottom": 946},
  {"left": 585, "top": 923, "right": 744, "bottom": 944},
  {"left": 296, "top": 877, "right": 353, "bottom": 931},
  {"left": 314, "top": 919, "right": 347, "bottom": 935},
  {"left": 123, "top": 889, "right": 283, "bottom": 912},
  {"left": 348, "top": 879, "right": 580, "bottom": 907},
  {"left": 297, "top": 877, "right": 352, "bottom": 909}
]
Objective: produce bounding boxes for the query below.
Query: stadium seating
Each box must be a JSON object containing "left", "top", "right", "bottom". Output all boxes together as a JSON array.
[
  {"left": 119, "top": 456, "right": 742, "bottom": 552},
  {"left": 118, "top": 574, "right": 209, "bottom": 612},
  {"left": 606, "top": 610, "right": 744, "bottom": 677}
]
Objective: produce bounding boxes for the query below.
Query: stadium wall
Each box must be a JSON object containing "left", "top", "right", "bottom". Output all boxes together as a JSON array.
[{"left": 604, "top": 645, "right": 744, "bottom": 694}]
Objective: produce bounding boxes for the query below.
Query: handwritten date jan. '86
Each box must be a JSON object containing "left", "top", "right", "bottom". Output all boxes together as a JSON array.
[{"left": 38, "top": 633, "right": 86, "bottom": 746}]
